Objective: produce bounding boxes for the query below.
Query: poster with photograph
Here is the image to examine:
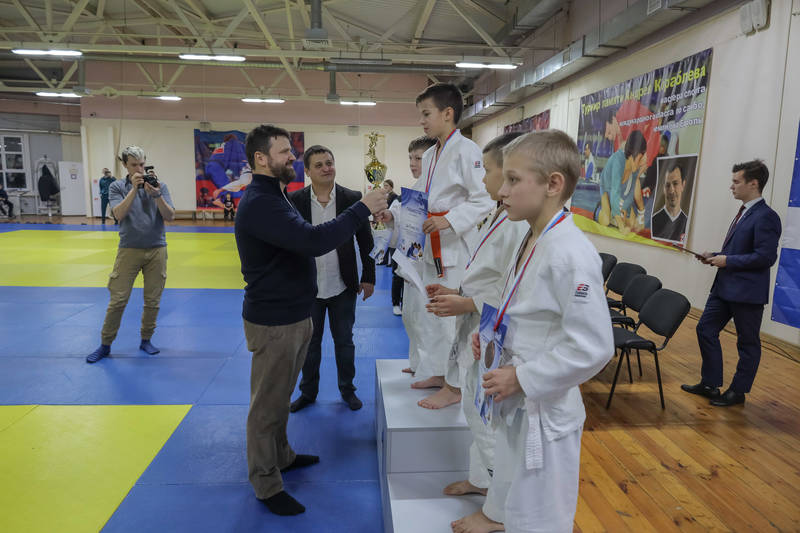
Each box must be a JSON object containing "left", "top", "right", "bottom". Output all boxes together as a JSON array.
[
  {"left": 571, "top": 48, "right": 712, "bottom": 248},
  {"left": 503, "top": 109, "right": 550, "bottom": 134},
  {"left": 650, "top": 154, "right": 698, "bottom": 245},
  {"left": 194, "top": 129, "right": 305, "bottom": 210}
]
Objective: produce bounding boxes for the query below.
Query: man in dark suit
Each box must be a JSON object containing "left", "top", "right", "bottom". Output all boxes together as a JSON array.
[
  {"left": 289, "top": 145, "right": 375, "bottom": 412},
  {"left": 682, "top": 160, "right": 782, "bottom": 406}
]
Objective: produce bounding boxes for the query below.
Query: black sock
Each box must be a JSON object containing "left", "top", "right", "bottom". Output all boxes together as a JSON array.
[
  {"left": 281, "top": 454, "right": 320, "bottom": 473},
  {"left": 261, "top": 491, "right": 305, "bottom": 515}
]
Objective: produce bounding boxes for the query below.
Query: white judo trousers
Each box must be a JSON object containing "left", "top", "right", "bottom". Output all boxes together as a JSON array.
[
  {"left": 415, "top": 246, "right": 468, "bottom": 378},
  {"left": 401, "top": 279, "right": 423, "bottom": 372},
  {"left": 490, "top": 214, "right": 613, "bottom": 532},
  {"left": 496, "top": 409, "right": 582, "bottom": 533}
]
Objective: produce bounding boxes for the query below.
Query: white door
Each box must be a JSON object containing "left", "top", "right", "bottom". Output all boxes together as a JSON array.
[{"left": 58, "top": 161, "right": 86, "bottom": 216}]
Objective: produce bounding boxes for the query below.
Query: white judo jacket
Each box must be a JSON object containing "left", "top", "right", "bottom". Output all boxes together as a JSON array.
[
  {"left": 453, "top": 208, "right": 528, "bottom": 370},
  {"left": 498, "top": 215, "right": 614, "bottom": 469},
  {"left": 415, "top": 130, "right": 494, "bottom": 268}
]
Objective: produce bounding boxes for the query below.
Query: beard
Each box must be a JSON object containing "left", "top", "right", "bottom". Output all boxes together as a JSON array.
[{"left": 267, "top": 158, "right": 296, "bottom": 185}]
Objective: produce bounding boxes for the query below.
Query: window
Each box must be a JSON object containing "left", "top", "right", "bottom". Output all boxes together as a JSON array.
[{"left": 0, "top": 134, "right": 30, "bottom": 191}]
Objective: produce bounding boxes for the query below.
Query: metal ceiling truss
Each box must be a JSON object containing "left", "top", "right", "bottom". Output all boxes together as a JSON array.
[{"left": 0, "top": 0, "right": 528, "bottom": 100}]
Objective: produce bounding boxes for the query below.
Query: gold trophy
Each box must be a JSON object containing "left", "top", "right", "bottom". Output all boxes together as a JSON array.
[{"left": 365, "top": 131, "right": 388, "bottom": 229}]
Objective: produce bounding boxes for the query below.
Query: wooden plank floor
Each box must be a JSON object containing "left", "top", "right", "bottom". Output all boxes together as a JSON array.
[{"left": 578, "top": 311, "right": 800, "bottom": 532}]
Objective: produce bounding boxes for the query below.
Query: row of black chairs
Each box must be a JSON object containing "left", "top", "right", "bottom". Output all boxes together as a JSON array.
[{"left": 598, "top": 253, "right": 691, "bottom": 410}]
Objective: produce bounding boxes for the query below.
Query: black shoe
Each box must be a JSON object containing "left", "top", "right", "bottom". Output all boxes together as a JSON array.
[
  {"left": 290, "top": 395, "right": 315, "bottom": 413},
  {"left": 681, "top": 382, "right": 720, "bottom": 399},
  {"left": 342, "top": 391, "right": 363, "bottom": 411},
  {"left": 710, "top": 389, "right": 745, "bottom": 407}
]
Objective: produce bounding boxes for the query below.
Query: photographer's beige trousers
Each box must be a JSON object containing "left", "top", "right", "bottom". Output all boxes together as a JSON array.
[{"left": 100, "top": 246, "right": 167, "bottom": 345}]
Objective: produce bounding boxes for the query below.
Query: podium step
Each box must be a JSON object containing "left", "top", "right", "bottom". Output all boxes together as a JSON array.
[
  {"left": 388, "top": 472, "right": 484, "bottom": 533},
  {"left": 376, "top": 359, "right": 471, "bottom": 474},
  {"left": 375, "top": 359, "right": 477, "bottom": 533}
]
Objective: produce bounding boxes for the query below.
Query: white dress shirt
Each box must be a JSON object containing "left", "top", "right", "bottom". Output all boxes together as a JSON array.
[
  {"left": 311, "top": 185, "right": 347, "bottom": 299},
  {"left": 740, "top": 196, "right": 764, "bottom": 219}
]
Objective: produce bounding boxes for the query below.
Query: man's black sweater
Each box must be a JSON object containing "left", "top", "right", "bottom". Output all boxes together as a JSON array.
[{"left": 235, "top": 174, "right": 371, "bottom": 326}]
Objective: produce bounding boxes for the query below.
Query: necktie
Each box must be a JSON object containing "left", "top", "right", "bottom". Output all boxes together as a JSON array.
[{"left": 722, "top": 205, "right": 745, "bottom": 248}]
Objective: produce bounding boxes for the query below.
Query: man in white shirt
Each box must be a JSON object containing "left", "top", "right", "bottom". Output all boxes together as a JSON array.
[{"left": 288, "top": 146, "right": 376, "bottom": 412}]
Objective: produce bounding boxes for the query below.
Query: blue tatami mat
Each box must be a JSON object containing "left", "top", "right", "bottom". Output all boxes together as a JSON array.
[
  {"left": 102, "top": 480, "right": 382, "bottom": 533},
  {"left": 1, "top": 257, "right": 409, "bottom": 532},
  {"left": 0, "top": 356, "right": 226, "bottom": 404},
  {"left": 138, "top": 403, "right": 378, "bottom": 485}
]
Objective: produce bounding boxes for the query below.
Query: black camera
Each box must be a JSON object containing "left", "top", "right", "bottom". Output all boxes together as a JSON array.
[{"left": 142, "top": 165, "right": 159, "bottom": 188}]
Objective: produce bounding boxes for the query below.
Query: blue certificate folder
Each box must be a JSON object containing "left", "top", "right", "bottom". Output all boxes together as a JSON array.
[
  {"left": 397, "top": 187, "right": 428, "bottom": 261},
  {"left": 476, "top": 304, "right": 507, "bottom": 425}
]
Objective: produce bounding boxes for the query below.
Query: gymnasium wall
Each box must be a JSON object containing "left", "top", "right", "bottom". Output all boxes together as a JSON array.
[{"left": 472, "top": 1, "right": 800, "bottom": 345}]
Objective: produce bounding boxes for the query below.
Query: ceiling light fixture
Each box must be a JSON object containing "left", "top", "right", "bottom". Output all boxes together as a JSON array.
[
  {"left": 241, "top": 98, "right": 285, "bottom": 103},
  {"left": 13, "top": 49, "right": 82, "bottom": 57},
  {"left": 36, "top": 91, "right": 82, "bottom": 98},
  {"left": 340, "top": 101, "right": 376, "bottom": 106},
  {"left": 179, "top": 54, "right": 246, "bottom": 62},
  {"left": 156, "top": 95, "right": 182, "bottom": 101},
  {"left": 455, "top": 62, "right": 517, "bottom": 70}
]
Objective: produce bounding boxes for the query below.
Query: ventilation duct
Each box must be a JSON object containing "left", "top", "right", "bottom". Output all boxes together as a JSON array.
[
  {"left": 461, "top": 0, "right": 719, "bottom": 126},
  {"left": 326, "top": 71, "right": 339, "bottom": 103},
  {"left": 303, "top": 0, "right": 332, "bottom": 50}
]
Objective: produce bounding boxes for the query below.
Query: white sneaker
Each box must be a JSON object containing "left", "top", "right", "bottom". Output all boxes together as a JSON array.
[{"left": 392, "top": 305, "right": 401, "bottom": 316}]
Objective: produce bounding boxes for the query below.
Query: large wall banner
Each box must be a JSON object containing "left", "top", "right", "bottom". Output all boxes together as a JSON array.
[
  {"left": 194, "top": 129, "right": 305, "bottom": 209},
  {"left": 504, "top": 109, "right": 550, "bottom": 134},
  {"left": 571, "top": 48, "right": 713, "bottom": 248},
  {"left": 772, "top": 122, "right": 800, "bottom": 329}
]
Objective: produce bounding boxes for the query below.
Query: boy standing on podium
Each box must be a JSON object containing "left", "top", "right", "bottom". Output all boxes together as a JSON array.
[
  {"left": 410, "top": 83, "right": 494, "bottom": 409},
  {"left": 467, "top": 130, "right": 613, "bottom": 533},
  {"left": 383, "top": 136, "right": 437, "bottom": 375},
  {"left": 425, "top": 132, "right": 528, "bottom": 530}
]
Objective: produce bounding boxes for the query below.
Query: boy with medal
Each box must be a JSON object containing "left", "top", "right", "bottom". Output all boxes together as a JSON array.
[
  {"left": 470, "top": 130, "right": 613, "bottom": 533},
  {"left": 425, "top": 133, "right": 527, "bottom": 528},
  {"left": 409, "top": 83, "right": 494, "bottom": 409}
]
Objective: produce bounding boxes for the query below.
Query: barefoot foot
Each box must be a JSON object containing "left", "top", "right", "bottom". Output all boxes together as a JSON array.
[
  {"left": 402, "top": 367, "right": 415, "bottom": 374},
  {"left": 411, "top": 375, "right": 444, "bottom": 389},
  {"left": 451, "top": 510, "right": 504, "bottom": 533},
  {"left": 418, "top": 386, "right": 461, "bottom": 409},
  {"left": 443, "top": 479, "right": 487, "bottom": 496}
]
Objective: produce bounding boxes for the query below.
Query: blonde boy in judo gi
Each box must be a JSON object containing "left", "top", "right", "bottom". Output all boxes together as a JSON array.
[
  {"left": 425, "top": 132, "right": 528, "bottom": 532},
  {"left": 469, "top": 130, "right": 613, "bottom": 533}
]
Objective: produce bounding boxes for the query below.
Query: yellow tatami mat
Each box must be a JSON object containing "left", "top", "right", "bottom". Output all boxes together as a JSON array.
[
  {"left": 0, "top": 230, "right": 244, "bottom": 289},
  {"left": 0, "top": 405, "right": 191, "bottom": 533}
]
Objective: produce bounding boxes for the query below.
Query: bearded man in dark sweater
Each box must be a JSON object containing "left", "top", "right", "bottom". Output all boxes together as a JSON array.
[{"left": 234, "top": 124, "right": 387, "bottom": 517}]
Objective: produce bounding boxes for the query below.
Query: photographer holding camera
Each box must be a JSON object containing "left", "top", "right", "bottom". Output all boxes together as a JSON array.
[{"left": 87, "top": 146, "right": 175, "bottom": 363}]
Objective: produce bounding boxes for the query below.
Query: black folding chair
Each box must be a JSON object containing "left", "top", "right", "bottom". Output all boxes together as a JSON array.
[
  {"left": 599, "top": 252, "right": 617, "bottom": 283},
  {"left": 606, "top": 289, "right": 690, "bottom": 410},
  {"left": 605, "top": 262, "right": 646, "bottom": 310},
  {"left": 611, "top": 274, "right": 662, "bottom": 329}
]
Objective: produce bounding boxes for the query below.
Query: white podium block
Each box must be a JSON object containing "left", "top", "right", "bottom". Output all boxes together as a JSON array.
[
  {"left": 375, "top": 359, "right": 476, "bottom": 533},
  {"left": 388, "top": 472, "right": 484, "bottom": 533}
]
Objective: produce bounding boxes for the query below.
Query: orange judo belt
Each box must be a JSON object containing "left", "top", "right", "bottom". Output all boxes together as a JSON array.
[{"left": 428, "top": 211, "right": 449, "bottom": 278}]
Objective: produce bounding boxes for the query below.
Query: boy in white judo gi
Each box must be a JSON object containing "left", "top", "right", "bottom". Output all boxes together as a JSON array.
[
  {"left": 470, "top": 130, "right": 613, "bottom": 533},
  {"left": 409, "top": 82, "right": 494, "bottom": 409},
  {"left": 382, "top": 136, "right": 437, "bottom": 375},
  {"left": 425, "top": 132, "right": 528, "bottom": 532}
]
